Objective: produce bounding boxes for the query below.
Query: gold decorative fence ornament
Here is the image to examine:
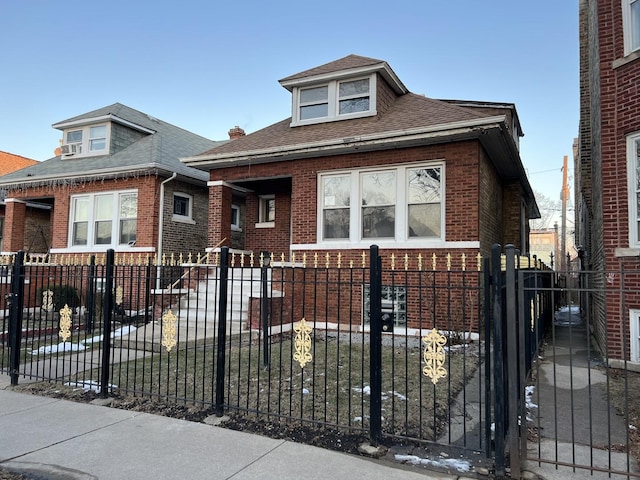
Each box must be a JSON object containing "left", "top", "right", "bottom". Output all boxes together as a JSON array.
[
  {"left": 422, "top": 328, "right": 447, "bottom": 384},
  {"left": 293, "top": 318, "right": 313, "bottom": 368},
  {"left": 59, "top": 304, "right": 72, "bottom": 342},
  {"left": 161, "top": 310, "right": 178, "bottom": 352},
  {"left": 42, "top": 289, "right": 54, "bottom": 312},
  {"left": 115, "top": 286, "right": 124, "bottom": 306}
]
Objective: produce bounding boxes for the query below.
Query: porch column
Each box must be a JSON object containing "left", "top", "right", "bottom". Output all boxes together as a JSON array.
[
  {"left": 208, "top": 181, "right": 232, "bottom": 248},
  {"left": 3, "top": 198, "right": 27, "bottom": 253}
]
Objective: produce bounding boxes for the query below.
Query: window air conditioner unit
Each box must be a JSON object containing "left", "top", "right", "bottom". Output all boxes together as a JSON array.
[{"left": 61, "top": 144, "right": 80, "bottom": 155}]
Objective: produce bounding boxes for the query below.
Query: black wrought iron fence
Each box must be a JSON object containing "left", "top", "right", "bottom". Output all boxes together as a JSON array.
[{"left": 2, "top": 245, "right": 568, "bottom": 477}]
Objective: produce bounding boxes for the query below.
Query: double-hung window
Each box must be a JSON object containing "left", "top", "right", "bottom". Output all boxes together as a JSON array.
[
  {"left": 293, "top": 75, "right": 375, "bottom": 125},
  {"left": 62, "top": 123, "right": 109, "bottom": 157},
  {"left": 623, "top": 0, "right": 640, "bottom": 55},
  {"left": 319, "top": 163, "right": 443, "bottom": 245},
  {"left": 70, "top": 190, "right": 137, "bottom": 248},
  {"left": 628, "top": 132, "right": 640, "bottom": 247}
]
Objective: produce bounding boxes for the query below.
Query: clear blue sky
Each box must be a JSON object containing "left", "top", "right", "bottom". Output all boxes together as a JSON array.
[{"left": 0, "top": 1, "right": 578, "bottom": 202}]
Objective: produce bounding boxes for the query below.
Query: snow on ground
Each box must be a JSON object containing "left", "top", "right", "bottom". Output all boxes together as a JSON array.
[
  {"left": 395, "top": 454, "right": 472, "bottom": 473},
  {"left": 30, "top": 325, "right": 136, "bottom": 355}
]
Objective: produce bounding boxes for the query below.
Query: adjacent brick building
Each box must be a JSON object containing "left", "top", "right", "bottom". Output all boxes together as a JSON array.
[
  {"left": 0, "top": 103, "right": 221, "bottom": 259},
  {"left": 576, "top": 0, "right": 640, "bottom": 361}
]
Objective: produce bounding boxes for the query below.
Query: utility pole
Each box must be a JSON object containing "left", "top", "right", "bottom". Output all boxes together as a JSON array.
[{"left": 561, "top": 155, "right": 569, "bottom": 272}]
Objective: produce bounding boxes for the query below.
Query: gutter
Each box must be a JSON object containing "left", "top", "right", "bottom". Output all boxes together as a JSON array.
[
  {"left": 0, "top": 163, "right": 208, "bottom": 190},
  {"left": 156, "top": 172, "right": 177, "bottom": 289},
  {"left": 181, "top": 115, "right": 507, "bottom": 168}
]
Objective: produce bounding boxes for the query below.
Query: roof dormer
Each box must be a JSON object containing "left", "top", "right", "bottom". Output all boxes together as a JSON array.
[
  {"left": 53, "top": 112, "right": 155, "bottom": 159},
  {"left": 279, "top": 54, "right": 408, "bottom": 127}
]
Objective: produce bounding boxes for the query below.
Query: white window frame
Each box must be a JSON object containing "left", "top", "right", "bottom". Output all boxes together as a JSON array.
[
  {"left": 627, "top": 132, "right": 640, "bottom": 247},
  {"left": 256, "top": 195, "right": 275, "bottom": 228},
  {"left": 62, "top": 123, "right": 111, "bottom": 158},
  {"left": 317, "top": 161, "right": 445, "bottom": 248},
  {"left": 631, "top": 309, "right": 640, "bottom": 363},
  {"left": 231, "top": 204, "right": 242, "bottom": 231},
  {"left": 172, "top": 192, "right": 195, "bottom": 224},
  {"left": 291, "top": 74, "right": 377, "bottom": 126},
  {"left": 622, "top": 0, "right": 640, "bottom": 55},
  {"left": 68, "top": 190, "right": 137, "bottom": 250}
]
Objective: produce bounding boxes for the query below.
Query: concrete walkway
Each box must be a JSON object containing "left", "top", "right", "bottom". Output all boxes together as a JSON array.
[
  {"left": 0, "top": 378, "right": 475, "bottom": 480},
  {"left": 524, "top": 307, "right": 639, "bottom": 480}
]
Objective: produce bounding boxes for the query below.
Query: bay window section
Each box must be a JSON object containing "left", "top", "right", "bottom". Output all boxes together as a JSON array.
[
  {"left": 322, "top": 175, "right": 351, "bottom": 239},
  {"left": 407, "top": 167, "right": 441, "bottom": 237},
  {"left": 72, "top": 197, "right": 89, "bottom": 246},
  {"left": 119, "top": 193, "right": 138, "bottom": 244},
  {"left": 94, "top": 195, "right": 113, "bottom": 244},
  {"left": 362, "top": 171, "right": 396, "bottom": 238},
  {"left": 318, "top": 163, "right": 444, "bottom": 245},
  {"left": 69, "top": 190, "right": 137, "bottom": 248}
]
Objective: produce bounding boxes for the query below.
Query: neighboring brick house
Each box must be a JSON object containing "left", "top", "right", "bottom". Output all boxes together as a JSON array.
[
  {"left": 0, "top": 151, "right": 38, "bottom": 251},
  {"left": 0, "top": 103, "right": 222, "bottom": 259},
  {"left": 183, "top": 55, "right": 539, "bottom": 331},
  {"left": 576, "top": 0, "right": 640, "bottom": 362}
]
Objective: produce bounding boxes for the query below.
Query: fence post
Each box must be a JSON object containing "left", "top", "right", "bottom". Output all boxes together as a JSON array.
[
  {"left": 215, "top": 247, "right": 230, "bottom": 416},
  {"left": 100, "top": 249, "right": 115, "bottom": 399},
  {"left": 504, "top": 245, "right": 521, "bottom": 478},
  {"left": 483, "top": 256, "right": 492, "bottom": 457},
  {"left": 86, "top": 255, "right": 96, "bottom": 332},
  {"left": 9, "top": 250, "right": 25, "bottom": 386},
  {"left": 491, "top": 244, "right": 506, "bottom": 477},
  {"left": 369, "top": 244, "right": 382, "bottom": 445}
]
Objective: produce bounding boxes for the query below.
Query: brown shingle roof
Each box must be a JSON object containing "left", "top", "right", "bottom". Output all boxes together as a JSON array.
[
  {"left": 196, "top": 93, "right": 491, "bottom": 157},
  {"left": 279, "top": 54, "right": 386, "bottom": 83},
  {"left": 0, "top": 151, "right": 38, "bottom": 176}
]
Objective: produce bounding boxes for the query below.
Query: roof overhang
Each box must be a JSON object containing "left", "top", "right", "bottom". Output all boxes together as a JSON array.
[
  {"left": 0, "top": 163, "right": 208, "bottom": 191},
  {"left": 52, "top": 114, "right": 156, "bottom": 134},
  {"left": 183, "top": 115, "right": 539, "bottom": 219},
  {"left": 279, "top": 61, "right": 408, "bottom": 95}
]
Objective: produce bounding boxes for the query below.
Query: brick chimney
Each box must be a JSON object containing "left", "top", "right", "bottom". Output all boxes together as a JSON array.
[{"left": 228, "top": 126, "right": 246, "bottom": 140}]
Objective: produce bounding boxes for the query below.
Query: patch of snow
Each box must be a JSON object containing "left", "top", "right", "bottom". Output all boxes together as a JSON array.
[
  {"left": 83, "top": 326, "right": 137, "bottom": 344},
  {"left": 395, "top": 454, "right": 472, "bottom": 473},
  {"left": 302, "top": 388, "right": 309, "bottom": 395},
  {"left": 31, "top": 342, "right": 86, "bottom": 355},
  {"left": 354, "top": 385, "right": 371, "bottom": 395},
  {"left": 64, "top": 380, "right": 117, "bottom": 393}
]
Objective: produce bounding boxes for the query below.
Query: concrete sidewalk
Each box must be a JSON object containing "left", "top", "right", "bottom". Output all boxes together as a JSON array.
[{"left": 0, "top": 383, "right": 470, "bottom": 480}]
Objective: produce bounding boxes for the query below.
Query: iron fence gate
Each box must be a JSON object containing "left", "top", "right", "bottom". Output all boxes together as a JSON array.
[{"left": 3, "top": 244, "right": 635, "bottom": 478}]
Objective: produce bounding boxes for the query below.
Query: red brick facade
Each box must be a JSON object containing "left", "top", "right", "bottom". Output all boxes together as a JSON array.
[{"left": 577, "top": 0, "right": 640, "bottom": 360}]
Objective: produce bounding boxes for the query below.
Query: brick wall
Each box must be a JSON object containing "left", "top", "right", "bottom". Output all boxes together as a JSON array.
[{"left": 162, "top": 181, "right": 209, "bottom": 255}]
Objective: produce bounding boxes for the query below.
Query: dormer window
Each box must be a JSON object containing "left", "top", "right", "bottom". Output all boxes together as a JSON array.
[
  {"left": 291, "top": 74, "right": 376, "bottom": 126},
  {"left": 62, "top": 123, "right": 110, "bottom": 157}
]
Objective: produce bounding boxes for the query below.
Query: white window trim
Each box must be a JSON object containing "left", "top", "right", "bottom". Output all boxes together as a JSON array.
[
  {"left": 67, "top": 189, "right": 137, "bottom": 251},
  {"left": 256, "top": 195, "right": 275, "bottom": 228},
  {"left": 316, "top": 161, "right": 445, "bottom": 249},
  {"left": 231, "top": 204, "right": 242, "bottom": 231},
  {"left": 622, "top": 0, "right": 640, "bottom": 56},
  {"left": 62, "top": 123, "right": 111, "bottom": 158},
  {"left": 172, "top": 192, "right": 195, "bottom": 224},
  {"left": 290, "top": 74, "right": 377, "bottom": 127},
  {"left": 627, "top": 132, "right": 640, "bottom": 248},
  {"left": 631, "top": 309, "right": 640, "bottom": 363}
]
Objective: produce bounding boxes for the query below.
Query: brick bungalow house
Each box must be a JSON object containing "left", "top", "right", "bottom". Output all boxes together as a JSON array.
[
  {"left": 0, "top": 103, "right": 221, "bottom": 260},
  {"left": 576, "top": 0, "right": 640, "bottom": 362},
  {"left": 0, "top": 151, "right": 38, "bottom": 251},
  {"left": 182, "top": 55, "right": 539, "bottom": 331}
]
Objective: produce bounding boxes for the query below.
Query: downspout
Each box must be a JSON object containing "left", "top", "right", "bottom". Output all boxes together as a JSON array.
[{"left": 156, "top": 172, "right": 177, "bottom": 289}]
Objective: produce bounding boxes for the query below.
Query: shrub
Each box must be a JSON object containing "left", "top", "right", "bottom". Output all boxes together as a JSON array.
[{"left": 36, "top": 284, "right": 81, "bottom": 312}]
